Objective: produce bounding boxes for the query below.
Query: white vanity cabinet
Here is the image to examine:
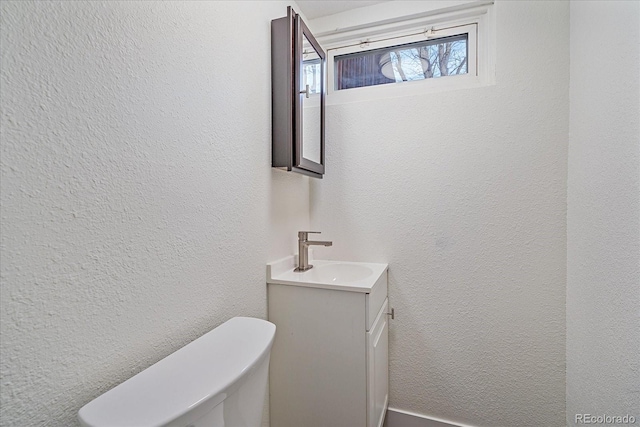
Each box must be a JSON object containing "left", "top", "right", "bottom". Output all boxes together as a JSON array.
[{"left": 266, "top": 258, "right": 389, "bottom": 427}]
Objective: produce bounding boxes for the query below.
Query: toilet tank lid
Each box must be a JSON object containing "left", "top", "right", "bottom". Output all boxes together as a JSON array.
[{"left": 78, "top": 317, "right": 276, "bottom": 427}]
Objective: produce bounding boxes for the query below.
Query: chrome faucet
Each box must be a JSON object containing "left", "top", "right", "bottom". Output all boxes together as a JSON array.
[{"left": 295, "top": 231, "right": 332, "bottom": 272}]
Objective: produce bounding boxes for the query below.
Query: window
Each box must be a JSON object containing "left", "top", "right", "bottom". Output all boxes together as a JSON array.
[
  {"left": 335, "top": 34, "right": 468, "bottom": 90},
  {"left": 316, "top": 0, "right": 495, "bottom": 104},
  {"left": 327, "top": 22, "right": 477, "bottom": 96}
]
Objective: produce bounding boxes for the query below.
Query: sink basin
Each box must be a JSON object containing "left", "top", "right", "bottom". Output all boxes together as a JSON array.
[
  {"left": 267, "top": 258, "right": 388, "bottom": 293},
  {"left": 310, "top": 263, "right": 374, "bottom": 283}
]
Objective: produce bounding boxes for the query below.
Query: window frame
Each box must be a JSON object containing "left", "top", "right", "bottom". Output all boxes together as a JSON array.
[
  {"left": 318, "top": 8, "right": 493, "bottom": 105},
  {"left": 331, "top": 24, "right": 477, "bottom": 92}
]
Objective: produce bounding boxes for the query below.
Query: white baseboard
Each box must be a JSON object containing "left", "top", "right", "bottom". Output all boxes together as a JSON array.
[{"left": 383, "top": 408, "right": 477, "bottom": 427}]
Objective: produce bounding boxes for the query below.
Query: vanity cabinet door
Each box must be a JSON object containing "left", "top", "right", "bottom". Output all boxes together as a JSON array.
[
  {"left": 268, "top": 284, "right": 367, "bottom": 427},
  {"left": 367, "top": 299, "right": 389, "bottom": 427}
]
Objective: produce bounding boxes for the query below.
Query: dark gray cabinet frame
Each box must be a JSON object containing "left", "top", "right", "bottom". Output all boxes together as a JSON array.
[{"left": 271, "top": 7, "right": 326, "bottom": 179}]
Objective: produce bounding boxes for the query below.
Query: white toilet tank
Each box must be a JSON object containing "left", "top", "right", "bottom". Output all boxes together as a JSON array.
[{"left": 78, "top": 317, "right": 276, "bottom": 427}]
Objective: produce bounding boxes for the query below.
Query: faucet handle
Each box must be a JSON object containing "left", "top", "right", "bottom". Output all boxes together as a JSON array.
[{"left": 298, "top": 231, "right": 321, "bottom": 239}]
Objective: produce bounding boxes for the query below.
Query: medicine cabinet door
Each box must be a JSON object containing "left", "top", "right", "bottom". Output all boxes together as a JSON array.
[{"left": 294, "top": 15, "right": 325, "bottom": 176}]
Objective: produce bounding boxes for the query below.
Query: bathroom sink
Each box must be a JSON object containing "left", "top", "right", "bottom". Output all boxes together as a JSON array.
[
  {"left": 266, "top": 258, "right": 388, "bottom": 293},
  {"left": 310, "top": 263, "right": 374, "bottom": 283}
]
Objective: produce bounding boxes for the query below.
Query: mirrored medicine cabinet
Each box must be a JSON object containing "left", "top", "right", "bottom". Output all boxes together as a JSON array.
[{"left": 271, "top": 7, "right": 326, "bottom": 179}]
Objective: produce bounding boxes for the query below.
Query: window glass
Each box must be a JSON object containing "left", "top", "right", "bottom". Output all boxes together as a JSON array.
[{"left": 334, "top": 34, "right": 468, "bottom": 90}]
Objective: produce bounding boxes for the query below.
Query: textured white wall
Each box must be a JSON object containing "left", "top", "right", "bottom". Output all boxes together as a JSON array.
[
  {"left": 567, "top": 1, "right": 640, "bottom": 424},
  {"left": 0, "top": 1, "right": 308, "bottom": 425},
  {"left": 310, "top": 2, "right": 568, "bottom": 426}
]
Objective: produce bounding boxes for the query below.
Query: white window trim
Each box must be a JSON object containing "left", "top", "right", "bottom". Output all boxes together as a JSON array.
[{"left": 316, "top": 1, "right": 495, "bottom": 105}]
